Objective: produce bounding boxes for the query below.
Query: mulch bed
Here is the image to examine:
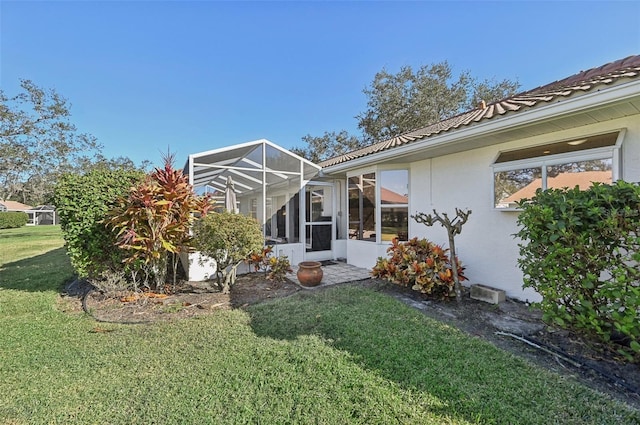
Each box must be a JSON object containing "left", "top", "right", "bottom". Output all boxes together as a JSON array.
[{"left": 71, "top": 274, "right": 301, "bottom": 324}]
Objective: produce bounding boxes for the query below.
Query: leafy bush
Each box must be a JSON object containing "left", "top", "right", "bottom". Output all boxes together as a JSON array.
[
  {"left": 516, "top": 181, "right": 640, "bottom": 360},
  {"left": 0, "top": 211, "right": 28, "bottom": 229},
  {"left": 372, "top": 237, "right": 467, "bottom": 298},
  {"left": 106, "top": 157, "right": 211, "bottom": 292},
  {"left": 248, "top": 246, "right": 293, "bottom": 282},
  {"left": 53, "top": 169, "right": 144, "bottom": 278},
  {"left": 193, "top": 211, "right": 264, "bottom": 293}
]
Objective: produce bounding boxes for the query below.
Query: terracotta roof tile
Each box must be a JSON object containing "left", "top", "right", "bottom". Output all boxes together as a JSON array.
[
  {"left": 0, "top": 200, "right": 33, "bottom": 211},
  {"left": 501, "top": 171, "right": 612, "bottom": 204},
  {"left": 321, "top": 55, "right": 640, "bottom": 168}
]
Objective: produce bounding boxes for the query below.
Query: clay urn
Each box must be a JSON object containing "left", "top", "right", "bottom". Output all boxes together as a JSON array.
[{"left": 297, "top": 261, "right": 323, "bottom": 287}]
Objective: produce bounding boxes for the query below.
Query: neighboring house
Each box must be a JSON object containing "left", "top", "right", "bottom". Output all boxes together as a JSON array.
[
  {"left": 0, "top": 201, "right": 57, "bottom": 225},
  {"left": 0, "top": 200, "right": 33, "bottom": 213},
  {"left": 186, "top": 55, "right": 640, "bottom": 301},
  {"left": 499, "top": 170, "right": 612, "bottom": 208}
]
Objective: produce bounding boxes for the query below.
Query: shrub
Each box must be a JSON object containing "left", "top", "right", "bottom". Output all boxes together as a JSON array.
[
  {"left": 0, "top": 211, "right": 28, "bottom": 229},
  {"left": 106, "top": 156, "right": 211, "bottom": 292},
  {"left": 53, "top": 169, "right": 144, "bottom": 278},
  {"left": 193, "top": 211, "right": 264, "bottom": 294},
  {"left": 248, "top": 246, "right": 293, "bottom": 282},
  {"left": 516, "top": 181, "right": 640, "bottom": 360},
  {"left": 372, "top": 237, "right": 467, "bottom": 298},
  {"left": 412, "top": 208, "right": 471, "bottom": 302}
]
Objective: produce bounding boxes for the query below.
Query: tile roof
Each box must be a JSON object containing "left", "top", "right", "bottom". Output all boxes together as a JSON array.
[
  {"left": 501, "top": 171, "right": 612, "bottom": 204},
  {"left": 380, "top": 187, "right": 408, "bottom": 204},
  {"left": 320, "top": 55, "right": 640, "bottom": 168},
  {"left": 0, "top": 200, "right": 33, "bottom": 211}
]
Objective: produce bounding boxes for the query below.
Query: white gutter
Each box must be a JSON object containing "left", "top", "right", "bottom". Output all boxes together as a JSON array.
[{"left": 323, "top": 80, "right": 640, "bottom": 174}]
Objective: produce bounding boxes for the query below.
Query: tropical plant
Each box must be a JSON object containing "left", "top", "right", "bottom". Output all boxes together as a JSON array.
[
  {"left": 106, "top": 155, "right": 211, "bottom": 292},
  {"left": 248, "top": 246, "right": 293, "bottom": 282},
  {"left": 516, "top": 181, "right": 640, "bottom": 361},
  {"left": 372, "top": 237, "right": 467, "bottom": 298},
  {"left": 192, "top": 211, "right": 264, "bottom": 294},
  {"left": 412, "top": 208, "right": 472, "bottom": 302}
]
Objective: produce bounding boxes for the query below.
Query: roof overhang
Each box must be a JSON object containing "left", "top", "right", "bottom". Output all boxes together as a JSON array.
[{"left": 322, "top": 79, "right": 640, "bottom": 174}]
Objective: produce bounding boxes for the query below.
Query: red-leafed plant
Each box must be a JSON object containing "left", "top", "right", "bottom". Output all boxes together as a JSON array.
[
  {"left": 106, "top": 154, "right": 211, "bottom": 292},
  {"left": 248, "top": 245, "right": 293, "bottom": 282},
  {"left": 412, "top": 208, "right": 472, "bottom": 302},
  {"left": 372, "top": 237, "right": 467, "bottom": 298}
]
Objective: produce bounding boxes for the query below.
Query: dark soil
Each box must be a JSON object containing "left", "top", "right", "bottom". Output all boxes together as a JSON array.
[
  {"left": 63, "top": 275, "right": 640, "bottom": 410},
  {"left": 67, "top": 274, "right": 301, "bottom": 324},
  {"left": 361, "top": 279, "right": 640, "bottom": 410}
]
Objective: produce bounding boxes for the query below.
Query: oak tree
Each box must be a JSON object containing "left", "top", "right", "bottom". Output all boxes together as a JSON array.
[
  {"left": 0, "top": 79, "right": 100, "bottom": 203},
  {"left": 294, "top": 61, "right": 519, "bottom": 161}
]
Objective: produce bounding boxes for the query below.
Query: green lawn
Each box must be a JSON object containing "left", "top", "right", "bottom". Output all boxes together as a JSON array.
[
  {"left": 0, "top": 225, "right": 65, "bottom": 266},
  {"left": 0, "top": 226, "right": 638, "bottom": 424}
]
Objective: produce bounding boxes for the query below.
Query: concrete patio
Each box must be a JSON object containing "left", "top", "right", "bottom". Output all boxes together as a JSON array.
[{"left": 288, "top": 260, "right": 372, "bottom": 288}]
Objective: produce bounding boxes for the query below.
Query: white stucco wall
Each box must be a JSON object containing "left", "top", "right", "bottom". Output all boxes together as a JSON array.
[
  {"left": 271, "top": 243, "right": 305, "bottom": 266},
  {"left": 342, "top": 115, "right": 640, "bottom": 302},
  {"left": 346, "top": 239, "right": 388, "bottom": 270},
  {"left": 409, "top": 116, "right": 640, "bottom": 301}
]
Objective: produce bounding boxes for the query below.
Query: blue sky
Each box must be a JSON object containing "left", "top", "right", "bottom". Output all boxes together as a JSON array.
[{"left": 1, "top": 1, "right": 639, "bottom": 168}]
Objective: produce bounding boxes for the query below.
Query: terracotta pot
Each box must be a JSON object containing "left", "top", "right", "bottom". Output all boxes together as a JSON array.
[{"left": 297, "top": 261, "right": 323, "bottom": 287}]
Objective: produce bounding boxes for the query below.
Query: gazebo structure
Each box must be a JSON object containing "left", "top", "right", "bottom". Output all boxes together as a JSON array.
[
  {"left": 27, "top": 205, "right": 57, "bottom": 225},
  {"left": 0, "top": 201, "right": 57, "bottom": 225},
  {"left": 184, "top": 139, "right": 349, "bottom": 280}
]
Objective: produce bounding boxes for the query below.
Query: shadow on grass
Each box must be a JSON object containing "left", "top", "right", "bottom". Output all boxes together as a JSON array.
[
  {"left": 0, "top": 247, "right": 73, "bottom": 293},
  {"left": 246, "top": 284, "right": 636, "bottom": 425},
  {"left": 0, "top": 229, "right": 37, "bottom": 240},
  {"left": 0, "top": 226, "right": 62, "bottom": 240},
  {"left": 246, "top": 285, "right": 489, "bottom": 423}
]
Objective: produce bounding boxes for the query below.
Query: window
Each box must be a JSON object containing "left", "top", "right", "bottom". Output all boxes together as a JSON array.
[
  {"left": 493, "top": 132, "right": 620, "bottom": 209},
  {"left": 348, "top": 173, "right": 376, "bottom": 241},
  {"left": 380, "top": 170, "right": 409, "bottom": 241},
  {"left": 348, "top": 169, "right": 409, "bottom": 242}
]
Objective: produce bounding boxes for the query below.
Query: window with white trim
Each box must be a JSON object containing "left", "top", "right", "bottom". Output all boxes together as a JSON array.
[
  {"left": 348, "top": 169, "right": 409, "bottom": 242},
  {"left": 348, "top": 173, "right": 376, "bottom": 241},
  {"left": 493, "top": 131, "right": 621, "bottom": 209},
  {"left": 380, "top": 170, "right": 409, "bottom": 241}
]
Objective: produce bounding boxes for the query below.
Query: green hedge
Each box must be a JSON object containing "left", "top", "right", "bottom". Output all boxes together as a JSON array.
[
  {"left": 516, "top": 181, "right": 640, "bottom": 360},
  {"left": 52, "top": 169, "right": 143, "bottom": 278},
  {"left": 0, "top": 211, "right": 29, "bottom": 229}
]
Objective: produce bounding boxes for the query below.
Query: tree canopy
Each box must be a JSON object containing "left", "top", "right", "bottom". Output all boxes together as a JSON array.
[
  {"left": 294, "top": 61, "right": 519, "bottom": 162},
  {"left": 289, "top": 131, "right": 367, "bottom": 163},
  {"left": 0, "top": 80, "right": 148, "bottom": 205}
]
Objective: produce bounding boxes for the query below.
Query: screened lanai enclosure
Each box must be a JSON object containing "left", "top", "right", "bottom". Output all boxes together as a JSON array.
[{"left": 184, "top": 139, "right": 350, "bottom": 279}]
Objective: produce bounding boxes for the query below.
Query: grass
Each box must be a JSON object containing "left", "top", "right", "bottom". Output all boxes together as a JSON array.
[{"left": 1, "top": 226, "right": 639, "bottom": 424}]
